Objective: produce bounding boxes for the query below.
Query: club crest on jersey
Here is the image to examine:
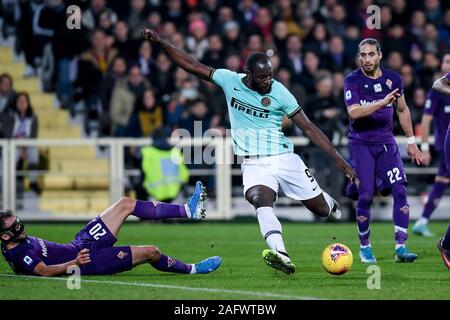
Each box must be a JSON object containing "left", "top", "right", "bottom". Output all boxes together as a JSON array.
[
  {"left": 386, "top": 79, "right": 392, "bottom": 90},
  {"left": 168, "top": 256, "right": 176, "bottom": 267},
  {"left": 373, "top": 83, "right": 382, "bottom": 93},
  {"left": 117, "top": 251, "right": 128, "bottom": 259},
  {"left": 261, "top": 97, "right": 271, "bottom": 107}
]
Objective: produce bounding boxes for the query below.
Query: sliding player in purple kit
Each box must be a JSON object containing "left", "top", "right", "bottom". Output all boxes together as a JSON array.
[
  {"left": 413, "top": 52, "right": 450, "bottom": 237},
  {"left": 344, "top": 39, "right": 422, "bottom": 263},
  {"left": 432, "top": 72, "right": 450, "bottom": 269},
  {"left": 1, "top": 181, "right": 222, "bottom": 276}
]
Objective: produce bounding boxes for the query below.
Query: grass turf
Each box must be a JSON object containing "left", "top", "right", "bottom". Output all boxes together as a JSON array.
[{"left": 0, "top": 221, "right": 449, "bottom": 300}]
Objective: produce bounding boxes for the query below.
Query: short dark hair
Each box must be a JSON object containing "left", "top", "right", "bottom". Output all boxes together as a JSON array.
[
  {"left": 245, "top": 52, "right": 270, "bottom": 73},
  {"left": 358, "top": 38, "right": 382, "bottom": 54},
  {"left": 0, "top": 210, "right": 14, "bottom": 231}
]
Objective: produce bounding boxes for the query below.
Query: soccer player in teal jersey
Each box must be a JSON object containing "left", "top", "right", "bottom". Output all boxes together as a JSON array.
[{"left": 143, "top": 28, "right": 357, "bottom": 275}]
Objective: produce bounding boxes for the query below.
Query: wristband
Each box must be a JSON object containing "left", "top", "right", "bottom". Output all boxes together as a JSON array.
[
  {"left": 421, "top": 142, "right": 430, "bottom": 152},
  {"left": 406, "top": 136, "right": 416, "bottom": 145}
]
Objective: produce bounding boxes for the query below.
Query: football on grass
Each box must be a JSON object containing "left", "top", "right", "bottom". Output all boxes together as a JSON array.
[{"left": 322, "top": 243, "right": 353, "bottom": 275}]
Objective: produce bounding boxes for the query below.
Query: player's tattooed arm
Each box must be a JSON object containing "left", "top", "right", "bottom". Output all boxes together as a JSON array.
[
  {"left": 290, "top": 110, "right": 358, "bottom": 183},
  {"left": 33, "top": 249, "right": 91, "bottom": 277},
  {"left": 142, "top": 28, "right": 213, "bottom": 82},
  {"left": 432, "top": 76, "right": 450, "bottom": 96},
  {"left": 396, "top": 95, "right": 423, "bottom": 165},
  {"left": 347, "top": 88, "right": 400, "bottom": 119}
]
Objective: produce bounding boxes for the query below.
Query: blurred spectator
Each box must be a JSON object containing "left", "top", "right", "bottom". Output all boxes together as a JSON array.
[
  {"left": 386, "top": 51, "right": 404, "bottom": 72},
  {"left": 303, "top": 23, "right": 329, "bottom": 63},
  {"left": 98, "top": 56, "right": 128, "bottom": 135},
  {"left": 128, "top": 88, "right": 163, "bottom": 138},
  {"left": 75, "top": 29, "right": 118, "bottom": 133},
  {"left": 280, "top": 34, "right": 303, "bottom": 83},
  {"left": 240, "top": 33, "right": 265, "bottom": 68},
  {"left": 222, "top": 20, "right": 243, "bottom": 54},
  {"left": 201, "top": 34, "right": 225, "bottom": 69},
  {"left": 400, "top": 64, "right": 417, "bottom": 107},
  {"left": 253, "top": 7, "right": 273, "bottom": 44},
  {"left": 110, "top": 65, "right": 149, "bottom": 137},
  {"left": 135, "top": 40, "right": 155, "bottom": 78},
  {"left": 326, "top": 35, "right": 347, "bottom": 72},
  {"left": 298, "top": 51, "right": 320, "bottom": 94},
  {"left": 186, "top": 19, "right": 209, "bottom": 60},
  {"left": 82, "top": 0, "right": 118, "bottom": 30},
  {"left": 0, "top": 93, "right": 40, "bottom": 196},
  {"left": 162, "top": 0, "right": 185, "bottom": 26},
  {"left": 272, "top": 20, "right": 289, "bottom": 53},
  {"left": 419, "top": 52, "right": 441, "bottom": 89},
  {"left": 439, "top": 9, "right": 450, "bottom": 49},
  {"left": 224, "top": 53, "right": 242, "bottom": 72},
  {"left": 424, "top": 0, "right": 442, "bottom": 24},
  {"left": 421, "top": 23, "right": 447, "bottom": 54},
  {"left": 0, "top": 73, "right": 16, "bottom": 117},
  {"left": 140, "top": 128, "right": 189, "bottom": 202},
  {"left": 305, "top": 71, "right": 344, "bottom": 198},
  {"left": 127, "top": 0, "right": 149, "bottom": 40},
  {"left": 326, "top": 4, "right": 347, "bottom": 37},
  {"left": 150, "top": 52, "right": 175, "bottom": 100},
  {"left": 411, "top": 87, "right": 427, "bottom": 130},
  {"left": 113, "top": 20, "right": 139, "bottom": 62},
  {"left": 236, "top": 0, "right": 259, "bottom": 32}
]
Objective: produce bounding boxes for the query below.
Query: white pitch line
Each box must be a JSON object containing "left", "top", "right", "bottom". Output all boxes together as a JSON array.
[{"left": 0, "top": 273, "right": 321, "bottom": 300}]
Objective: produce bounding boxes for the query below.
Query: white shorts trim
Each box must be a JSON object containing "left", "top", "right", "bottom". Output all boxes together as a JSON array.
[{"left": 241, "top": 153, "right": 323, "bottom": 200}]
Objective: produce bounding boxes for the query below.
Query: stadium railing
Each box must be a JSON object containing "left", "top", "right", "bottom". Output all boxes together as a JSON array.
[{"left": 0, "top": 136, "right": 444, "bottom": 221}]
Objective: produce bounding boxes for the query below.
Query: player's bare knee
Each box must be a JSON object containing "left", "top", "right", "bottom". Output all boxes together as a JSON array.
[
  {"left": 146, "top": 246, "right": 161, "bottom": 262},
  {"left": 117, "top": 197, "right": 136, "bottom": 213}
]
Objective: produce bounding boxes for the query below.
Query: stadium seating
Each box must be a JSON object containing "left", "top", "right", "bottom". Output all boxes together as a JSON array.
[{"left": 1, "top": 47, "right": 109, "bottom": 215}]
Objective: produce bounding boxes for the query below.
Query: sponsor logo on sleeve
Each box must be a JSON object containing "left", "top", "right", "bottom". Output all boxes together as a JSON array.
[
  {"left": 425, "top": 99, "right": 431, "bottom": 109},
  {"left": 23, "top": 256, "right": 33, "bottom": 265},
  {"left": 345, "top": 90, "right": 352, "bottom": 100}
]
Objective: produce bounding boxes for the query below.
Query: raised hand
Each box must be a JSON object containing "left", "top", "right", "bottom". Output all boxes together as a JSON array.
[
  {"left": 382, "top": 88, "right": 401, "bottom": 106},
  {"left": 142, "top": 28, "right": 162, "bottom": 43}
]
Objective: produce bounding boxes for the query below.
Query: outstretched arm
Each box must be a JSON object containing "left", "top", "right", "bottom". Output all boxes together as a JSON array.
[
  {"left": 347, "top": 88, "right": 400, "bottom": 120},
  {"left": 290, "top": 110, "right": 358, "bottom": 183},
  {"left": 395, "top": 95, "right": 422, "bottom": 165},
  {"left": 33, "top": 249, "right": 91, "bottom": 277},
  {"left": 432, "top": 76, "right": 450, "bottom": 96},
  {"left": 142, "top": 28, "right": 213, "bottom": 82}
]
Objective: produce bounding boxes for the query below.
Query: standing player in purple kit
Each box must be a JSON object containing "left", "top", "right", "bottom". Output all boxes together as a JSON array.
[
  {"left": 344, "top": 38, "right": 422, "bottom": 263},
  {"left": 413, "top": 52, "right": 450, "bottom": 237},
  {"left": 432, "top": 71, "right": 450, "bottom": 269},
  {"left": 1, "top": 181, "right": 222, "bottom": 276}
]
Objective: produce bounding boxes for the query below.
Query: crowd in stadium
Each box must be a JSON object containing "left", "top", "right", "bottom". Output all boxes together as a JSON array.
[{"left": 0, "top": 0, "right": 449, "bottom": 199}]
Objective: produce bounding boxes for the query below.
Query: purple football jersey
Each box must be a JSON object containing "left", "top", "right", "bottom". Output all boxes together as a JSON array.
[
  {"left": 344, "top": 68, "right": 403, "bottom": 144},
  {"left": 424, "top": 86, "right": 450, "bottom": 151},
  {"left": 1, "top": 217, "right": 132, "bottom": 276},
  {"left": 1, "top": 237, "right": 78, "bottom": 275}
]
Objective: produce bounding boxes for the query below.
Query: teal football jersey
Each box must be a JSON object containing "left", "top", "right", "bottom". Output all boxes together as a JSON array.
[{"left": 211, "top": 68, "right": 301, "bottom": 156}]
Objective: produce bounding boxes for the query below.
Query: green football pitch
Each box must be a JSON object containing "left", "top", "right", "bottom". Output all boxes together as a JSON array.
[{"left": 1, "top": 221, "right": 449, "bottom": 300}]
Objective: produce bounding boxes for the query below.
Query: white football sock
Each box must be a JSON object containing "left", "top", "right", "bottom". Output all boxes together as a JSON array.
[
  {"left": 322, "top": 192, "right": 335, "bottom": 215},
  {"left": 417, "top": 217, "right": 428, "bottom": 225},
  {"left": 256, "top": 207, "right": 287, "bottom": 254}
]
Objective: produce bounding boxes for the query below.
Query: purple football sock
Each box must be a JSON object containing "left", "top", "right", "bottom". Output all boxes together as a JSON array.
[
  {"left": 133, "top": 200, "right": 187, "bottom": 220},
  {"left": 151, "top": 254, "right": 192, "bottom": 274},
  {"left": 392, "top": 184, "right": 409, "bottom": 245},
  {"left": 356, "top": 192, "right": 372, "bottom": 246},
  {"left": 422, "top": 182, "right": 447, "bottom": 219}
]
